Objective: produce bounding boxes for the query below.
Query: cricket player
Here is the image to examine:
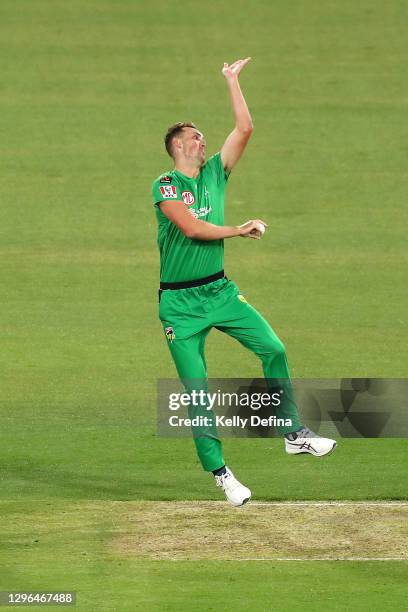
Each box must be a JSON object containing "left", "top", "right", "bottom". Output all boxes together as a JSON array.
[{"left": 152, "top": 58, "right": 336, "bottom": 506}]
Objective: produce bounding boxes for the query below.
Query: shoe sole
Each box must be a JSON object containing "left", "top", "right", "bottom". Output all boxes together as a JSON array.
[
  {"left": 231, "top": 496, "right": 251, "bottom": 507},
  {"left": 228, "top": 494, "right": 252, "bottom": 507},
  {"left": 286, "top": 442, "right": 337, "bottom": 457}
]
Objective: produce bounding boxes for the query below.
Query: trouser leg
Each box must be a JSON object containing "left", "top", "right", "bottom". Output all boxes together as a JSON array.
[
  {"left": 214, "top": 288, "right": 302, "bottom": 434},
  {"left": 164, "top": 329, "right": 225, "bottom": 472}
]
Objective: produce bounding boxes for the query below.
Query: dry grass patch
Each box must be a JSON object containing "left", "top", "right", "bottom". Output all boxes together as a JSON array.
[{"left": 111, "top": 501, "right": 408, "bottom": 560}]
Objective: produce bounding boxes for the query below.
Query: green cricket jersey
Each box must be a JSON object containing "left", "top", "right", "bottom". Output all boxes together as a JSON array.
[{"left": 152, "top": 152, "right": 229, "bottom": 282}]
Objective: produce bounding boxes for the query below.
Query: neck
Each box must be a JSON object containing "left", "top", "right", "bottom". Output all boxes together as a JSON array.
[{"left": 174, "top": 159, "right": 201, "bottom": 179}]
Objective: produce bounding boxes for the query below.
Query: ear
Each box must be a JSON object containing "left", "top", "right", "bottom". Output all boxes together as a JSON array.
[
  {"left": 174, "top": 136, "right": 182, "bottom": 150},
  {"left": 172, "top": 137, "right": 183, "bottom": 156}
]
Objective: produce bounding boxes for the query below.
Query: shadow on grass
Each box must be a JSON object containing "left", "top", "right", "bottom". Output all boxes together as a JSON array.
[{"left": 1, "top": 462, "right": 142, "bottom": 500}]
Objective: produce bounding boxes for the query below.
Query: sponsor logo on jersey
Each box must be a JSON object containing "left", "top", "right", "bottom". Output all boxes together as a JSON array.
[
  {"left": 165, "top": 326, "right": 176, "bottom": 343},
  {"left": 159, "top": 185, "right": 177, "bottom": 199},
  {"left": 160, "top": 175, "right": 172, "bottom": 184},
  {"left": 191, "top": 206, "right": 212, "bottom": 219},
  {"left": 181, "top": 191, "right": 195, "bottom": 206}
]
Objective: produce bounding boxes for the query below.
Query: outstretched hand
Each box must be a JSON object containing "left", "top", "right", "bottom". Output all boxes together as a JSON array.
[{"left": 222, "top": 57, "right": 251, "bottom": 81}]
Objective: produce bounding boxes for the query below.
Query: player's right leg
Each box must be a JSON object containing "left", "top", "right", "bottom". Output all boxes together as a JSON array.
[
  {"left": 159, "top": 285, "right": 251, "bottom": 505},
  {"left": 163, "top": 328, "right": 224, "bottom": 473},
  {"left": 161, "top": 326, "right": 251, "bottom": 505}
]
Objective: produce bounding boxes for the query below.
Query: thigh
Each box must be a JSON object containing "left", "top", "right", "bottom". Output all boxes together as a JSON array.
[
  {"left": 159, "top": 288, "right": 212, "bottom": 377},
  {"left": 159, "top": 287, "right": 210, "bottom": 342},
  {"left": 164, "top": 329, "right": 210, "bottom": 380},
  {"left": 214, "top": 282, "right": 285, "bottom": 356}
]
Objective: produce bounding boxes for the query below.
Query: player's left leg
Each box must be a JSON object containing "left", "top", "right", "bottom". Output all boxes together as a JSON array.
[
  {"left": 212, "top": 281, "right": 336, "bottom": 455},
  {"left": 213, "top": 289, "right": 302, "bottom": 436}
]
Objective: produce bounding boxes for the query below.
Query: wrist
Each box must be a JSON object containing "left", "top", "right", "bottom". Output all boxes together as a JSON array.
[{"left": 225, "top": 76, "right": 239, "bottom": 87}]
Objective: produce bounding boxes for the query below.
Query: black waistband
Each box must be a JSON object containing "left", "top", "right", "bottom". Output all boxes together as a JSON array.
[{"left": 160, "top": 270, "right": 225, "bottom": 290}]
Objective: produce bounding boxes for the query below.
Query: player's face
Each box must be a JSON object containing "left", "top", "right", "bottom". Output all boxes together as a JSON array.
[{"left": 180, "top": 128, "right": 206, "bottom": 165}]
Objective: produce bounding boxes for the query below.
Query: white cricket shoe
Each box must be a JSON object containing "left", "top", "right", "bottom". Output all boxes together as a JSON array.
[
  {"left": 285, "top": 426, "right": 337, "bottom": 457},
  {"left": 215, "top": 467, "right": 251, "bottom": 507}
]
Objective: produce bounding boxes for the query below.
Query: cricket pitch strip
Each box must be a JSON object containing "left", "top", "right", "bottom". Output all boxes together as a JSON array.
[{"left": 113, "top": 501, "right": 408, "bottom": 561}]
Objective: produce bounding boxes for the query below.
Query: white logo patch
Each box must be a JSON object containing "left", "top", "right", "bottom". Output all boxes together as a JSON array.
[
  {"left": 181, "top": 191, "right": 195, "bottom": 206},
  {"left": 191, "top": 206, "right": 212, "bottom": 219},
  {"left": 159, "top": 185, "right": 177, "bottom": 199}
]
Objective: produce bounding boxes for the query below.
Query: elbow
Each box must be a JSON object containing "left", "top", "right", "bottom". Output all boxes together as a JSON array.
[{"left": 239, "top": 123, "right": 253, "bottom": 136}]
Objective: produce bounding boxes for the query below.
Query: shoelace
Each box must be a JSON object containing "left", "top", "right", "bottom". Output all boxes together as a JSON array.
[
  {"left": 215, "top": 472, "right": 233, "bottom": 488},
  {"left": 215, "top": 474, "right": 225, "bottom": 487}
]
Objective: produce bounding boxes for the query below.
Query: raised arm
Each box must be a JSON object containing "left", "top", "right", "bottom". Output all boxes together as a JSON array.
[{"left": 220, "top": 58, "right": 253, "bottom": 173}]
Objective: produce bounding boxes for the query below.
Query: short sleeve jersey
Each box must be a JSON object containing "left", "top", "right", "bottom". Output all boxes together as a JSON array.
[{"left": 152, "top": 153, "right": 229, "bottom": 283}]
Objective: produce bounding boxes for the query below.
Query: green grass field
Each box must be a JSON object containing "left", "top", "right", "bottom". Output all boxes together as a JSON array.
[{"left": 1, "top": 0, "right": 407, "bottom": 609}]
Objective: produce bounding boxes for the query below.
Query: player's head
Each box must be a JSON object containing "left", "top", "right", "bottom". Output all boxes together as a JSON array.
[{"left": 164, "top": 122, "right": 206, "bottom": 166}]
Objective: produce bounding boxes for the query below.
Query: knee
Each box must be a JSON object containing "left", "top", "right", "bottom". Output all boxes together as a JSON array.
[
  {"left": 276, "top": 339, "right": 286, "bottom": 357},
  {"left": 261, "top": 336, "right": 286, "bottom": 358}
]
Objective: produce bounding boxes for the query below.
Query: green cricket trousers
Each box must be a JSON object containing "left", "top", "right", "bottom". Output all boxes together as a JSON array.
[{"left": 159, "top": 275, "right": 302, "bottom": 472}]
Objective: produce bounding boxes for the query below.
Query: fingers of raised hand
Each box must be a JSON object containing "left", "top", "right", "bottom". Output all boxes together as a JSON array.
[
  {"left": 222, "top": 57, "right": 251, "bottom": 76},
  {"left": 231, "top": 57, "right": 251, "bottom": 74}
]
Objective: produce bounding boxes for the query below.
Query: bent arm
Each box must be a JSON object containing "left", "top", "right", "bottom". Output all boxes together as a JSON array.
[
  {"left": 160, "top": 201, "right": 240, "bottom": 240},
  {"left": 159, "top": 201, "right": 266, "bottom": 240}
]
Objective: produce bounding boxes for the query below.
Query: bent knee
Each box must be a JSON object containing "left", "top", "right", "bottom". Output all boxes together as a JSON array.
[{"left": 262, "top": 336, "right": 286, "bottom": 357}]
